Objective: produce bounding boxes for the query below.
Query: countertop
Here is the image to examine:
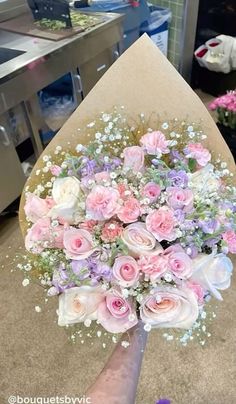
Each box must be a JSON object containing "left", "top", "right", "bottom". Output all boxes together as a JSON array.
[{"left": 0, "top": 11, "right": 123, "bottom": 84}]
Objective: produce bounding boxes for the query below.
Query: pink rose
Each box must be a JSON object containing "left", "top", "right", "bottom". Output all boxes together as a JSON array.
[
  {"left": 117, "top": 198, "right": 141, "bottom": 223},
  {"left": 222, "top": 230, "right": 236, "bottom": 253},
  {"left": 112, "top": 256, "right": 140, "bottom": 287},
  {"left": 164, "top": 244, "right": 193, "bottom": 279},
  {"left": 24, "top": 193, "right": 55, "bottom": 223},
  {"left": 25, "top": 217, "right": 64, "bottom": 254},
  {"left": 140, "top": 286, "right": 199, "bottom": 329},
  {"left": 86, "top": 185, "right": 120, "bottom": 220},
  {"left": 138, "top": 254, "right": 168, "bottom": 281},
  {"left": 121, "top": 222, "right": 160, "bottom": 258},
  {"left": 185, "top": 143, "right": 211, "bottom": 167},
  {"left": 186, "top": 281, "right": 205, "bottom": 304},
  {"left": 101, "top": 221, "right": 123, "bottom": 242},
  {"left": 63, "top": 228, "right": 95, "bottom": 260},
  {"left": 97, "top": 289, "right": 138, "bottom": 333},
  {"left": 140, "top": 131, "right": 170, "bottom": 156},
  {"left": 123, "top": 146, "right": 145, "bottom": 172},
  {"left": 146, "top": 207, "right": 177, "bottom": 242},
  {"left": 167, "top": 187, "right": 193, "bottom": 212},
  {"left": 94, "top": 171, "right": 111, "bottom": 184},
  {"left": 142, "top": 182, "right": 161, "bottom": 203}
]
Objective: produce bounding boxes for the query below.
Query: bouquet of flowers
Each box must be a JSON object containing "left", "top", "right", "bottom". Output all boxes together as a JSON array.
[
  {"left": 20, "top": 109, "right": 236, "bottom": 345},
  {"left": 209, "top": 90, "right": 236, "bottom": 130}
]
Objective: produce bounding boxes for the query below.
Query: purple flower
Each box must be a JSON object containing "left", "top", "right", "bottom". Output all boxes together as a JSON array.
[
  {"left": 168, "top": 169, "right": 188, "bottom": 188},
  {"left": 52, "top": 265, "right": 74, "bottom": 292},
  {"left": 174, "top": 209, "right": 185, "bottom": 223},
  {"left": 203, "top": 237, "right": 221, "bottom": 248},
  {"left": 199, "top": 219, "right": 220, "bottom": 235},
  {"left": 88, "top": 257, "right": 112, "bottom": 282},
  {"left": 71, "top": 260, "right": 90, "bottom": 280},
  {"left": 170, "top": 150, "right": 184, "bottom": 162}
]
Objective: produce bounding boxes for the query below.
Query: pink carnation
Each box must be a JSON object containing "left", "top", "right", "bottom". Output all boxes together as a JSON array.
[
  {"left": 138, "top": 253, "right": 168, "bottom": 281},
  {"left": 185, "top": 143, "right": 211, "bottom": 167},
  {"left": 86, "top": 185, "right": 120, "bottom": 221},
  {"left": 117, "top": 198, "right": 141, "bottom": 223},
  {"left": 146, "top": 207, "right": 177, "bottom": 242},
  {"left": 222, "top": 230, "right": 236, "bottom": 253},
  {"left": 140, "top": 131, "right": 170, "bottom": 156},
  {"left": 79, "top": 220, "right": 98, "bottom": 232},
  {"left": 101, "top": 221, "right": 123, "bottom": 242},
  {"left": 123, "top": 146, "right": 145, "bottom": 172}
]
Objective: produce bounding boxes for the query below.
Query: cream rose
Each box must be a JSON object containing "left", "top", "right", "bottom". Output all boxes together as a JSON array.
[
  {"left": 58, "top": 286, "right": 105, "bottom": 326},
  {"left": 121, "top": 222, "right": 161, "bottom": 258},
  {"left": 140, "top": 286, "right": 199, "bottom": 329},
  {"left": 49, "top": 176, "right": 82, "bottom": 224},
  {"left": 191, "top": 253, "right": 233, "bottom": 300}
]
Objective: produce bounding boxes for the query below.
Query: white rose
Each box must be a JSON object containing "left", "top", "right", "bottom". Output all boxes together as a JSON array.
[
  {"left": 121, "top": 222, "right": 162, "bottom": 258},
  {"left": 58, "top": 286, "right": 105, "bottom": 326},
  {"left": 140, "top": 286, "right": 199, "bottom": 329},
  {"left": 49, "top": 177, "right": 82, "bottom": 224},
  {"left": 191, "top": 253, "right": 233, "bottom": 300},
  {"left": 188, "top": 164, "right": 220, "bottom": 195}
]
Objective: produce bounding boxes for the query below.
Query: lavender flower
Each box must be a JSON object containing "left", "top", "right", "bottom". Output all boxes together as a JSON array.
[
  {"left": 168, "top": 170, "right": 188, "bottom": 188},
  {"left": 71, "top": 260, "right": 90, "bottom": 280},
  {"left": 52, "top": 264, "right": 74, "bottom": 293},
  {"left": 199, "top": 219, "right": 220, "bottom": 235}
]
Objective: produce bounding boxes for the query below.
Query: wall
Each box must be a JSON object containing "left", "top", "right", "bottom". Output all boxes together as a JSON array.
[{"left": 151, "top": 0, "right": 185, "bottom": 69}]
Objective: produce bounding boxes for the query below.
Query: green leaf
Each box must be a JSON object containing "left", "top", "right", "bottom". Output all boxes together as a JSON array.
[{"left": 188, "top": 158, "right": 197, "bottom": 172}]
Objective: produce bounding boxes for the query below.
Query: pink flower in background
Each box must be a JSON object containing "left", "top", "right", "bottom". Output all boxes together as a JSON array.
[
  {"left": 25, "top": 217, "right": 64, "bottom": 253},
  {"left": 112, "top": 256, "right": 140, "bottom": 287},
  {"left": 142, "top": 182, "right": 161, "bottom": 203},
  {"left": 186, "top": 281, "right": 205, "bottom": 304},
  {"left": 97, "top": 289, "right": 138, "bottom": 333},
  {"left": 222, "top": 230, "right": 236, "bottom": 253},
  {"left": 94, "top": 171, "right": 111, "bottom": 184},
  {"left": 184, "top": 143, "right": 211, "bottom": 167},
  {"left": 140, "top": 131, "right": 170, "bottom": 156},
  {"left": 146, "top": 207, "right": 177, "bottom": 242},
  {"left": 101, "top": 221, "right": 123, "bottom": 242},
  {"left": 166, "top": 187, "right": 193, "bottom": 212},
  {"left": 138, "top": 254, "right": 168, "bottom": 281},
  {"left": 123, "top": 145, "right": 145, "bottom": 172},
  {"left": 24, "top": 193, "right": 55, "bottom": 223},
  {"left": 63, "top": 228, "right": 95, "bottom": 260},
  {"left": 117, "top": 197, "right": 141, "bottom": 223},
  {"left": 86, "top": 185, "right": 120, "bottom": 220},
  {"left": 50, "top": 165, "right": 62, "bottom": 176},
  {"left": 79, "top": 220, "right": 98, "bottom": 232}
]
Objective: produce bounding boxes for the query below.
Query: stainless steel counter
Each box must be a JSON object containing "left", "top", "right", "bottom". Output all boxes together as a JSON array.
[
  {"left": 0, "top": 12, "right": 123, "bottom": 83},
  {"left": 0, "top": 12, "right": 123, "bottom": 212}
]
